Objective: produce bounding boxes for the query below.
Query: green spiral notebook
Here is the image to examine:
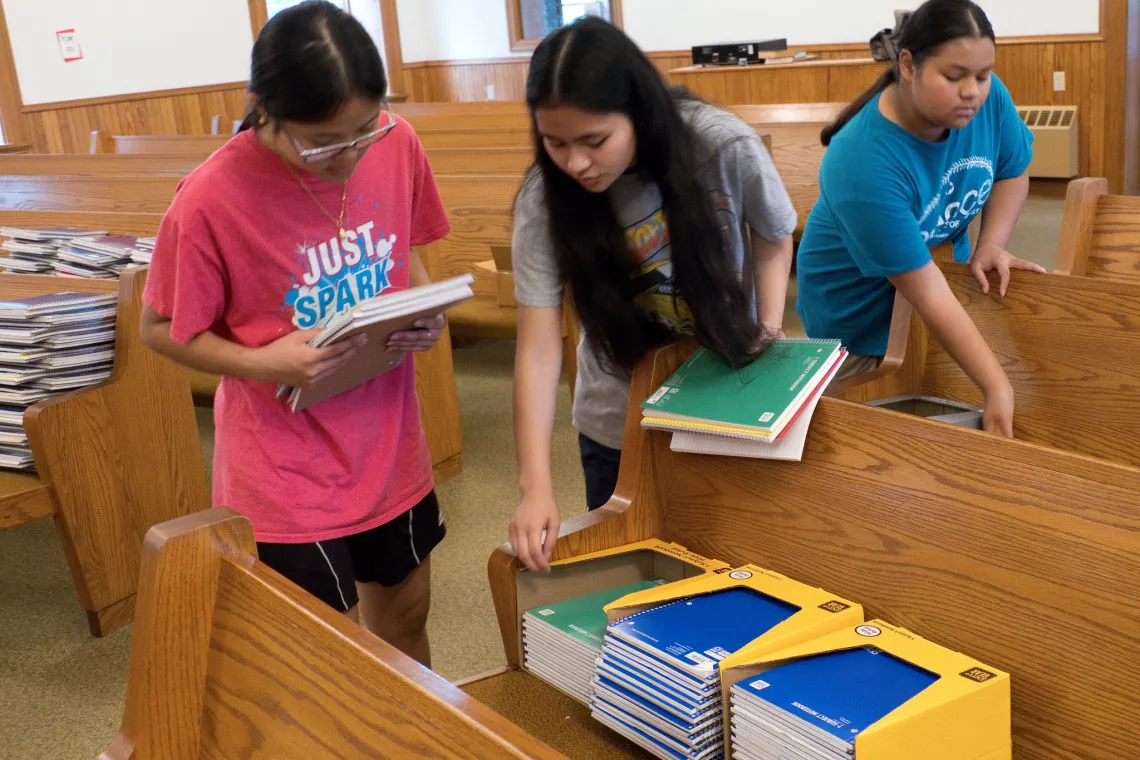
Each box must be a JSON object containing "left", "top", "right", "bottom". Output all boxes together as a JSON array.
[{"left": 640, "top": 339, "right": 845, "bottom": 441}]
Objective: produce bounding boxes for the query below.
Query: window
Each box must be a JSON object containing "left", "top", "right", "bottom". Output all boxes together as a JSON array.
[
  {"left": 266, "top": 0, "right": 348, "bottom": 19},
  {"left": 507, "top": 0, "right": 621, "bottom": 52}
]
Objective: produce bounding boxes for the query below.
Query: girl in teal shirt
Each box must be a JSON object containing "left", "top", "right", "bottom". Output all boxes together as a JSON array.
[{"left": 796, "top": 0, "right": 1043, "bottom": 437}]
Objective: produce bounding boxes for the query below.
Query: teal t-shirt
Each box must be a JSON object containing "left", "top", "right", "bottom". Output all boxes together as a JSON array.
[{"left": 795, "top": 75, "right": 1033, "bottom": 357}]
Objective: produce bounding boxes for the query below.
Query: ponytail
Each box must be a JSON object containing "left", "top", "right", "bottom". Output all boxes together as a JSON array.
[
  {"left": 821, "top": 0, "right": 995, "bottom": 146},
  {"left": 821, "top": 67, "right": 897, "bottom": 147}
]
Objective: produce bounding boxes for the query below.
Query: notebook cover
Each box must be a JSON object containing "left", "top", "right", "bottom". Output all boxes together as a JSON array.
[
  {"left": 524, "top": 578, "right": 666, "bottom": 652},
  {"left": 739, "top": 646, "right": 938, "bottom": 747},
  {"left": 640, "top": 339, "right": 842, "bottom": 434},
  {"left": 609, "top": 587, "right": 801, "bottom": 678},
  {"left": 0, "top": 292, "right": 117, "bottom": 317},
  {"left": 288, "top": 290, "right": 472, "bottom": 412}
]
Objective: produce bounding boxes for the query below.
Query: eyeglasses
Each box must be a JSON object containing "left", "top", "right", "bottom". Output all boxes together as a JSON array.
[{"left": 283, "top": 102, "right": 397, "bottom": 164}]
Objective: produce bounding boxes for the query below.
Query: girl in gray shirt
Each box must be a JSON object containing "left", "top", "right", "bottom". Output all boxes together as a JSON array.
[{"left": 509, "top": 17, "right": 798, "bottom": 572}]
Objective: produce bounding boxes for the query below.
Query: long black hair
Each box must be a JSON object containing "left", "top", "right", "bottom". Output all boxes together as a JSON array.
[
  {"left": 525, "top": 16, "right": 758, "bottom": 372},
  {"left": 822, "top": 0, "right": 995, "bottom": 146},
  {"left": 240, "top": 0, "right": 387, "bottom": 131}
]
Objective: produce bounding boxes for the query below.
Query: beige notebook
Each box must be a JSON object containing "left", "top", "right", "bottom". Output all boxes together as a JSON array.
[{"left": 281, "top": 275, "right": 475, "bottom": 412}]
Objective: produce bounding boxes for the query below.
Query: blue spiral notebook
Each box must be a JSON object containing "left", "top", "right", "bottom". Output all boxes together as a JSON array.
[
  {"left": 608, "top": 587, "right": 801, "bottom": 678},
  {"left": 738, "top": 646, "right": 940, "bottom": 747}
]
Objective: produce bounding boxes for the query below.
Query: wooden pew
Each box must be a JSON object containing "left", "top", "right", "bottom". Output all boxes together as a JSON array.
[
  {"left": 0, "top": 147, "right": 527, "bottom": 178},
  {"left": 1053, "top": 176, "right": 1140, "bottom": 280},
  {"left": 426, "top": 147, "right": 533, "bottom": 175},
  {"left": 0, "top": 153, "right": 204, "bottom": 177},
  {"left": 99, "top": 507, "right": 565, "bottom": 760},
  {"left": 829, "top": 262, "right": 1140, "bottom": 470},
  {"left": 396, "top": 101, "right": 527, "bottom": 117},
  {"left": 90, "top": 131, "right": 229, "bottom": 156},
  {"left": 0, "top": 209, "right": 162, "bottom": 237},
  {"left": 1, "top": 268, "right": 209, "bottom": 637},
  {"left": 0, "top": 175, "right": 182, "bottom": 214},
  {"left": 470, "top": 341, "right": 1140, "bottom": 760}
]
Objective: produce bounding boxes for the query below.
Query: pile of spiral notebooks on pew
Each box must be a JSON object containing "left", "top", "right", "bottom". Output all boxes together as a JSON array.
[
  {"left": 521, "top": 544, "right": 1011, "bottom": 760},
  {"left": 0, "top": 291, "right": 118, "bottom": 470}
]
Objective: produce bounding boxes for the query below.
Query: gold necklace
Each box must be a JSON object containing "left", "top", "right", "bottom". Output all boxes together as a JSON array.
[{"left": 285, "top": 162, "right": 350, "bottom": 241}]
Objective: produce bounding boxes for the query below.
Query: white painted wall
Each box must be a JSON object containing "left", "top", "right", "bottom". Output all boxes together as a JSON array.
[
  {"left": 622, "top": 0, "right": 1100, "bottom": 51},
  {"left": 396, "top": 0, "right": 1100, "bottom": 62},
  {"left": 5, "top": 0, "right": 253, "bottom": 106},
  {"left": 396, "top": 0, "right": 528, "bottom": 62}
]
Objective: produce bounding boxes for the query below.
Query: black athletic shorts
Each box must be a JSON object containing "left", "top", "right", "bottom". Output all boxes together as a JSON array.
[{"left": 256, "top": 490, "right": 446, "bottom": 612}]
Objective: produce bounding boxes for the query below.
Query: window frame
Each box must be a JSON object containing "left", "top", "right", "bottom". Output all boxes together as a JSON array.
[{"left": 505, "top": 0, "right": 623, "bottom": 53}]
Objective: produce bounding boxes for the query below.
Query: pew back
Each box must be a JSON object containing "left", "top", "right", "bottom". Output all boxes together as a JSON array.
[
  {"left": 13, "top": 268, "right": 208, "bottom": 636},
  {"left": 924, "top": 265, "right": 1140, "bottom": 468},
  {"left": 485, "top": 343, "right": 1140, "bottom": 760},
  {"left": 832, "top": 263, "right": 1140, "bottom": 470},
  {"left": 1054, "top": 177, "right": 1140, "bottom": 281},
  {"left": 90, "top": 131, "right": 228, "bottom": 156},
  {"left": 100, "top": 508, "right": 564, "bottom": 760},
  {"left": 0, "top": 209, "right": 163, "bottom": 237},
  {"left": 0, "top": 154, "right": 203, "bottom": 177},
  {"left": 0, "top": 175, "right": 182, "bottom": 214}
]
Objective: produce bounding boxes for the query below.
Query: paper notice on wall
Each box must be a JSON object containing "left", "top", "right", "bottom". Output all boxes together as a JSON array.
[{"left": 56, "top": 29, "right": 82, "bottom": 63}]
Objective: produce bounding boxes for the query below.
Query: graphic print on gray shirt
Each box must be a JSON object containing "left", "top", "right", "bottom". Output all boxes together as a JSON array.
[{"left": 512, "top": 101, "right": 798, "bottom": 450}]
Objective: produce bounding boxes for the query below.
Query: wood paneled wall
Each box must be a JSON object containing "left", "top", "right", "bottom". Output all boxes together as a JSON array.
[
  {"left": 404, "top": 37, "right": 1116, "bottom": 187},
  {"left": 17, "top": 85, "right": 250, "bottom": 154}
]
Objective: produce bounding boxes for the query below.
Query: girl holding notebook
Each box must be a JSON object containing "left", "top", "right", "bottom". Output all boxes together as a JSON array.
[
  {"left": 139, "top": 2, "right": 448, "bottom": 666},
  {"left": 509, "top": 17, "right": 798, "bottom": 572},
  {"left": 796, "top": 0, "right": 1041, "bottom": 437}
]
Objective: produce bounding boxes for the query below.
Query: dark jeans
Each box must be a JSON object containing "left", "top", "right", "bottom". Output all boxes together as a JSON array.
[{"left": 578, "top": 433, "right": 621, "bottom": 511}]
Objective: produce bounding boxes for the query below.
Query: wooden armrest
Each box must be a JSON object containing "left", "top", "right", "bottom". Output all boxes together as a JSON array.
[{"left": 1054, "top": 177, "right": 1108, "bottom": 276}]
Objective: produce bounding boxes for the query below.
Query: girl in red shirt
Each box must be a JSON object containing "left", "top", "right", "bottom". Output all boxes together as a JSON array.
[{"left": 140, "top": 1, "right": 449, "bottom": 666}]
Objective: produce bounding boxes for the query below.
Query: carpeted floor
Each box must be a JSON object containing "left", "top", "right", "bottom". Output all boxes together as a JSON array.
[{"left": 0, "top": 198, "right": 1062, "bottom": 759}]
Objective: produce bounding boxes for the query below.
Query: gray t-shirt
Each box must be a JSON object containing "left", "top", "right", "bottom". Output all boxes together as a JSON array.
[{"left": 512, "top": 101, "right": 798, "bottom": 450}]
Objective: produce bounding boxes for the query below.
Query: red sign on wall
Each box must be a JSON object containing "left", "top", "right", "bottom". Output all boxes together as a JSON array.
[{"left": 56, "top": 29, "right": 83, "bottom": 63}]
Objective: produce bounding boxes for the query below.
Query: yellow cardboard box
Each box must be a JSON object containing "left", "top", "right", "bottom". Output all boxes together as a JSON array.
[
  {"left": 721, "top": 619, "right": 1011, "bottom": 760},
  {"left": 514, "top": 538, "right": 729, "bottom": 666},
  {"left": 601, "top": 562, "right": 863, "bottom": 672}
]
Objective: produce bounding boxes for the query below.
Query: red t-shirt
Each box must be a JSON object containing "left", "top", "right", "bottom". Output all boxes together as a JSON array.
[{"left": 144, "top": 122, "right": 450, "bottom": 543}]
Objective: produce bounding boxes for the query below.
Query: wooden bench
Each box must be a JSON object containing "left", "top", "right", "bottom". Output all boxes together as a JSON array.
[
  {"left": 98, "top": 507, "right": 566, "bottom": 760},
  {"left": 0, "top": 153, "right": 205, "bottom": 177},
  {"left": 470, "top": 340, "right": 1140, "bottom": 760},
  {"left": 0, "top": 175, "right": 182, "bottom": 214},
  {"left": 1054, "top": 176, "right": 1140, "bottom": 280},
  {"left": 396, "top": 101, "right": 528, "bottom": 117},
  {"left": 828, "top": 262, "right": 1140, "bottom": 470},
  {"left": 1, "top": 268, "right": 209, "bottom": 637},
  {"left": 90, "top": 131, "right": 229, "bottom": 156}
]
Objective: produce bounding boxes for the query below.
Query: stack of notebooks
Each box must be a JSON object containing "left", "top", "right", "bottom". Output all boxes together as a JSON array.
[
  {"left": 641, "top": 339, "right": 848, "bottom": 461},
  {"left": 730, "top": 646, "right": 939, "bottom": 759},
  {"left": 0, "top": 292, "right": 119, "bottom": 470},
  {"left": 129, "top": 236, "right": 156, "bottom": 266},
  {"left": 278, "top": 274, "right": 475, "bottom": 412},
  {"left": 0, "top": 227, "right": 105, "bottom": 274},
  {"left": 54, "top": 235, "right": 144, "bottom": 278},
  {"left": 591, "top": 588, "right": 801, "bottom": 760},
  {"left": 522, "top": 579, "right": 666, "bottom": 703}
]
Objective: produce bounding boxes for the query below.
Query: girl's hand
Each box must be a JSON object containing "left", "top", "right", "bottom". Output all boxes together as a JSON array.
[
  {"left": 388, "top": 313, "right": 446, "bottom": 353},
  {"left": 982, "top": 381, "right": 1014, "bottom": 438},
  {"left": 970, "top": 241, "right": 1045, "bottom": 297},
  {"left": 751, "top": 323, "right": 785, "bottom": 354},
  {"left": 252, "top": 329, "right": 365, "bottom": 389},
  {"left": 509, "top": 490, "right": 561, "bottom": 573}
]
